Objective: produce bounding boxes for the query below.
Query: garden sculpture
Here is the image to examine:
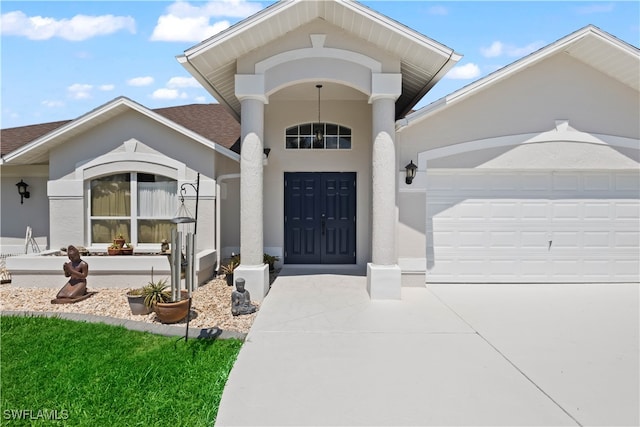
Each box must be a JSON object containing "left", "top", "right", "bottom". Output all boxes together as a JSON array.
[
  {"left": 51, "top": 245, "right": 93, "bottom": 304},
  {"left": 231, "top": 278, "right": 257, "bottom": 316}
]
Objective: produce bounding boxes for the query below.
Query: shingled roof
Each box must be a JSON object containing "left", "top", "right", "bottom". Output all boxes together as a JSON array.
[{"left": 0, "top": 103, "right": 240, "bottom": 158}]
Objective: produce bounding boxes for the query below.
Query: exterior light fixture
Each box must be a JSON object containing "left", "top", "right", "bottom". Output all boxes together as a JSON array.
[
  {"left": 171, "top": 173, "right": 200, "bottom": 234},
  {"left": 16, "top": 179, "right": 30, "bottom": 204},
  {"left": 314, "top": 84, "right": 324, "bottom": 144},
  {"left": 405, "top": 160, "right": 417, "bottom": 185}
]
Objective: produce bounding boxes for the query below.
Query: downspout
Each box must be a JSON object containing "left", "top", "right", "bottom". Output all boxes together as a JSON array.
[{"left": 215, "top": 173, "right": 241, "bottom": 270}]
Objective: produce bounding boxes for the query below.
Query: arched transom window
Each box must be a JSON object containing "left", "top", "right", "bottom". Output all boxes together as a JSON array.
[
  {"left": 90, "top": 172, "right": 177, "bottom": 245},
  {"left": 286, "top": 123, "right": 352, "bottom": 150}
]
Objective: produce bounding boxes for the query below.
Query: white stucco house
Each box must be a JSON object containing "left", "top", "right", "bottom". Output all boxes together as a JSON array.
[{"left": 1, "top": 0, "right": 638, "bottom": 300}]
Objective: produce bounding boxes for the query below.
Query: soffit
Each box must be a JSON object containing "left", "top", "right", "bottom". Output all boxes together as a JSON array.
[
  {"left": 564, "top": 31, "right": 639, "bottom": 91},
  {"left": 180, "top": 0, "right": 460, "bottom": 120}
]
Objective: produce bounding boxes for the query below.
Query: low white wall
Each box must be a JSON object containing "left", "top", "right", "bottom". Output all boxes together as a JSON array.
[{"left": 6, "top": 249, "right": 217, "bottom": 289}]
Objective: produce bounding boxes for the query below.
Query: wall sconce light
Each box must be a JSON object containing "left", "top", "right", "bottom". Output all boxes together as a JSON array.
[
  {"left": 16, "top": 179, "right": 30, "bottom": 204},
  {"left": 405, "top": 160, "right": 417, "bottom": 185}
]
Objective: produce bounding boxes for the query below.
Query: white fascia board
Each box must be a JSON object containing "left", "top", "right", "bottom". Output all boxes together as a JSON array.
[
  {"left": 2, "top": 96, "right": 131, "bottom": 164},
  {"left": 4, "top": 96, "right": 240, "bottom": 165},
  {"left": 183, "top": 1, "right": 293, "bottom": 59}
]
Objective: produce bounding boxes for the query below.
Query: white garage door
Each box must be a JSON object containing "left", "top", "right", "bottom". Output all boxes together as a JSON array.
[{"left": 426, "top": 170, "right": 639, "bottom": 283}]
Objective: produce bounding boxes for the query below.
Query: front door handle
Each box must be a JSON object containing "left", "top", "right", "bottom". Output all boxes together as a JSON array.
[{"left": 321, "top": 214, "right": 326, "bottom": 235}]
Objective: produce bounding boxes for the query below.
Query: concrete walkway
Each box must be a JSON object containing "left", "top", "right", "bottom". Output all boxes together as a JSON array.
[{"left": 215, "top": 272, "right": 639, "bottom": 426}]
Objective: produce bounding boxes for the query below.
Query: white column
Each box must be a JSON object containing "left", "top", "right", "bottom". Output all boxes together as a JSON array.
[
  {"left": 367, "top": 74, "right": 402, "bottom": 299},
  {"left": 234, "top": 74, "right": 269, "bottom": 301}
]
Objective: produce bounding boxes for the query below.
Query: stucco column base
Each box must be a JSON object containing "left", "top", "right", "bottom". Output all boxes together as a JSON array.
[
  {"left": 234, "top": 264, "right": 270, "bottom": 303},
  {"left": 366, "top": 263, "right": 401, "bottom": 300}
]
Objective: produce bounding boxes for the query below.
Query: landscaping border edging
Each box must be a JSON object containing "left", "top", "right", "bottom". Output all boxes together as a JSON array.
[{"left": 1, "top": 310, "right": 247, "bottom": 340}]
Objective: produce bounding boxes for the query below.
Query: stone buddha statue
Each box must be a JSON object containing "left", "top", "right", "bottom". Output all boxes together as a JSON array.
[{"left": 231, "top": 278, "right": 258, "bottom": 316}]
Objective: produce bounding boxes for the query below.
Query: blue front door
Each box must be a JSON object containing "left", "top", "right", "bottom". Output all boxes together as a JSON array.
[{"left": 284, "top": 172, "right": 356, "bottom": 264}]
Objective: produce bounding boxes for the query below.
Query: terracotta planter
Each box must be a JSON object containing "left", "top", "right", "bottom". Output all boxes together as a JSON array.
[
  {"left": 108, "top": 247, "right": 121, "bottom": 256},
  {"left": 126, "top": 293, "right": 151, "bottom": 315},
  {"left": 121, "top": 247, "right": 133, "bottom": 255},
  {"left": 114, "top": 238, "right": 126, "bottom": 248},
  {"left": 155, "top": 291, "right": 190, "bottom": 324}
]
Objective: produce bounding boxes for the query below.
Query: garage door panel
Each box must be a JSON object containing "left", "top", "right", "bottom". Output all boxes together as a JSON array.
[
  {"left": 584, "top": 174, "right": 611, "bottom": 191},
  {"left": 582, "top": 202, "right": 611, "bottom": 220},
  {"left": 615, "top": 202, "right": 640, "bottom": 219},
  {"left": 582, "top": 260, "right": 612, "bottom": 277},
  {"left": 582, "top": 231, "right": 611, "bottom": 248},
  {"left": 521, "top": 173, "right": 551, "bottom": 191},
  {"left": 552, "top": 202, "right": 582, "bottom": 220},
  {"left": 552, "top": 173, "right": 581, "bottom": 191},
  {"left": 521, "top": 202, "right": 548, "bottom": 219},
  {"left": 426, "top": 170, "right": 639, "bottom": 283},
  {"left": 615, "top": 231, "right": 639, "bottom": 247},
  {"left": 615, "top": 174, "right": 639, "bottom": 191}
]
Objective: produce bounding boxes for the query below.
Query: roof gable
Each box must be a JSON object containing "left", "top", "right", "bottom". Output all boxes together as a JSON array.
[
  {"left": 178, "top": 0, "right": 461, "bottom": 120},
  {"left": 402, "top": 25, "right": 640, "bottom": 127},
  {"left": 1, "top": 98, "right": 240, "bottom": 164}
]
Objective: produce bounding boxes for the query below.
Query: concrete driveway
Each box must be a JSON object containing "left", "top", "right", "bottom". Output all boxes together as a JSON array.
[{"left": 215, "top": 272, "right": 639, "bottom": 426}]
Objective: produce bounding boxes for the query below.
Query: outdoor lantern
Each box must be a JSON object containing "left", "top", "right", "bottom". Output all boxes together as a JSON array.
[
  {"left": 314, "top": 84, "right": 324, "bottom": 144},
  {"left": 405, "top": 160, "right": 417, "bottom": 185},
  {"left": 16, "top": 179, "right": 30, "bottom": 204},
  {"left": 171, "top": 173, "right": 200, "bottom": 234}
]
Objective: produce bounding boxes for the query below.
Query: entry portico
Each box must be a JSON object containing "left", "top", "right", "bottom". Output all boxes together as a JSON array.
[{"left": 178, "top": 0, "right": 460, "bottom": 300}]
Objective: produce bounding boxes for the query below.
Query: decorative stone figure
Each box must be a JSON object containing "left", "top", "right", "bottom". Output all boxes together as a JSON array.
[
  {"left": 51, "top": 245, "right": 92, "bottom": 304},
  {"left": 231, "top": 278, "right": 257, "bottom": 316}
]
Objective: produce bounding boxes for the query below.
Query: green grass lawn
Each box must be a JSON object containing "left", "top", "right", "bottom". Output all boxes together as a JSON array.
[{"left": 1, "top": 316, "right": 243, "bottom": 426}]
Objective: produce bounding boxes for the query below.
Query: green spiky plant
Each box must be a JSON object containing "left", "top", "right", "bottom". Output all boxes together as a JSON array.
[{"left": 142, "top": 268, "right": 170, "bottom": 308}]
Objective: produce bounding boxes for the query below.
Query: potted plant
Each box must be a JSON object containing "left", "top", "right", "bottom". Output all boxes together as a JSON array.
[
  {"left": 114, "top": 233, "right": 126, "bottom": 248},
  {"left": 220, "top": 259, "right": 239, "bottom": 286},
  {"left": 107, "top": 243, "right": 121, "bottom": 256},
  {"left": 142, "top": 275, "right": 189, "bottom": 324},
  {"left": 126, "top": 287, "right": 152, "bottom": 315},
  {"left": 121, "top": 243, "right": 134, "bottom": 255},
  {"left": 263, "top": 253, "right": 279, "bottom": 272}
]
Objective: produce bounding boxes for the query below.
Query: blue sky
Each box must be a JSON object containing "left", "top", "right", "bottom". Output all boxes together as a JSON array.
[{"left": 1, "top": 1, "right": 638, "bottom": 129}]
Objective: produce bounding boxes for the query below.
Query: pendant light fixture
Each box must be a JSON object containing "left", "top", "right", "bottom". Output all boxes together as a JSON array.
[{"left": 314, "top": 84, "right": 324, "bottom": 144}]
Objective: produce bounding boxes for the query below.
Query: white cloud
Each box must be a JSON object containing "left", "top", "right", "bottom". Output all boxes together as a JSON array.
[
  {"left": 67, "top": 83, "right": 93, "bottom": 99},
  {"left": 481, "top": 40, "right": 545, "bottom": 58},
  {"left": 41, "top": 100, "right": 65, "bottom": 108},
  {"left": 427, "top": 6, "right": 448, "bottom": 16},
  {"left": 576, "top": 3, "right": 615, "bottom": 14},
  {"left": 445, "top": 63, "right": 481, "bottom": 80},
  {"left": 167, "top": 76, "right": 200, "bottom": 88},
  {"left": 151, "top": 15, "right": 230, "bottom": 42},
  {"left": 150, "top": 0, "right": 263, "bottom": 42},
  {"left": 151, "top": 88, "right": 188, "bottom": 100},
  {"left": 481, "top": 41, "right": 504, "bottom": 58},
  {"left": 99, "top": 84, "right": 115, "bottom": 91},
  {"left": 0, "top": 10, "right": 135, "bottom": 41},
  {"left": 127, "top": 76, "right": 154, "bottom": 87},
  {"left": 194, "top": 96, "right": 207, "bottom": 103}
]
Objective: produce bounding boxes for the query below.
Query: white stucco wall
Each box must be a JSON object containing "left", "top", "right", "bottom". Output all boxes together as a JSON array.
[
  {"left": 0, "top": 165, "right": 50, "bottom": 254},
  {"left": 398, "top": 53, "right": 639, "bottom": 165}
]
